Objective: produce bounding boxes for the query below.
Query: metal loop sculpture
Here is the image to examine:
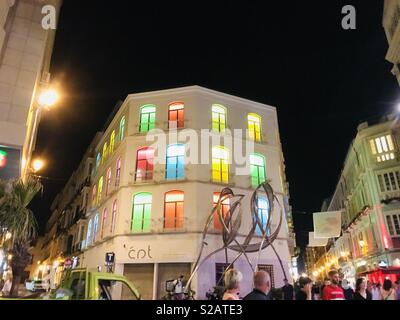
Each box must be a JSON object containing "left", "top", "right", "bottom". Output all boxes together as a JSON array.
[{"left": 185, "top": 181, "right": 286, "bottom": 293}]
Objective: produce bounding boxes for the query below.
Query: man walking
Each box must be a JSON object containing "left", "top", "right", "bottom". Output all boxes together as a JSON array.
[
  {"left": 243, "top": 270, "right": 271, "bottom": 300},
  {"left": 281, "top": 278, "right": 294, "bottom": 300},
  {"left": 322, "top": 270, "right": 345, "bottom": 300}
]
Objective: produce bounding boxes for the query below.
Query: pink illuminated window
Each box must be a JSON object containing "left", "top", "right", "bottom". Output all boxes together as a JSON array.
[
  {"left": 101, "top": 208, "right": 107, "bottom": 239},
  {"left": 115, "top": 158, "right": 121, "bottom": 186},
  {"left": 106, "top": 168, "right": 112, "bottom": 196},
  {"left": 111, "top": 200, "right": 117, "bottom": 234}
]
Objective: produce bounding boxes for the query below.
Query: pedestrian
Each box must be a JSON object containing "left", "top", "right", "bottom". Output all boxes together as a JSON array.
[
  {"left": 322, "top": 270, "right": 345, "bottom": 300},
  {"left": 371, "top": 283, "right": 381, "bottom": 300},
  {"left": 295, "top": 276, "right": 312, "bottom": 300},
  {"left": 394, "top": 280, "right": 400, "bottom": 301},
  {"left": 320, "top": 278, "right": 331, "bottom": 300},
  {"left": 172, "top": 275, "right": 185, "bottom": 300},
  {"left": 243, "top": 270, "right": 271, "bottom": 300},
  {"left": 281, "top": 278, "right": 294, "bottom": 300},
  {"left": 341, "top": 279, "right": 354, "bottom": 300},
  {"left": 222, "top": 269, "right": 242, "bottom": 300},
  {"left": 353, "top": 278, "right": 372, "bottom": 300},
  {"left": 381, "top": 279, "right": 396, "bottom": 300}
]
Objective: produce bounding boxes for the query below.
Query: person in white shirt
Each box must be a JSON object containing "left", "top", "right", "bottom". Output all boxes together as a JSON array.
[{"left": 371, "top": 283, "right": 381, "bottom": 300}]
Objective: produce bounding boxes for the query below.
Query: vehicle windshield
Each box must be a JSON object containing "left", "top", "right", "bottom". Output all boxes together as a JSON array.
[{"left": 97, "top": 279, "right": 139, "bottom": 300}]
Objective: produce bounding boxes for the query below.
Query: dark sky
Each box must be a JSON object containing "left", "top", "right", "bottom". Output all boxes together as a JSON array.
[{"left": 29, "top": 1, "right": 400, "bottom": 269}]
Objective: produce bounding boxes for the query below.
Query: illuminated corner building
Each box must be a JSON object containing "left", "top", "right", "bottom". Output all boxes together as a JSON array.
[
  {"left": 312, "top": 115, "right": 400, "bottom": 285},
  {"left": 383, "top": 0, "right": 400, "bottom": 86},
  {"left": 27, "top": 133, "right": 102, "bottom": 285},
  {"left": 0, "top": 0, "right": 62, "bottom": 180},
  {"left": 73, "top": 86, "right": 294, "bottom": 300}
]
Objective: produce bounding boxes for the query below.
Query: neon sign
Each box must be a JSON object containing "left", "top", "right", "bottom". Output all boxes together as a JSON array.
[{"left": 0, "top": 150, "right": 7, "bottom": 168}]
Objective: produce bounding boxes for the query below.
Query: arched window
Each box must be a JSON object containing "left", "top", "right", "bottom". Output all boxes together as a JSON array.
[
  {"left": 93, "top": 213, "right": 99, "bottom": 242},
  {"left": 212, "top": 146, "right": 229, "bottom": 184},
  {"left": 92, "top": 185, "right": 97, "bottom": 206},
  {"left": 106, "top": 168, "right": 112, "bottom": 195},
  {"left": 97, "top": 177, "right": 103, "bottom": 204},
  {"left": 110, "top": 130, "right": 115, "bottom": 154},
  {"left": 168, "top": 102, "right": 184, "bottom": 129},
  {"left": 213, "top": 192, "right": 230, "bottom": 231},
  {"left": 101, "top": 208, "right": 107, "bottom": 239},
  {"left": 86, "top": 219, "right": 93, "bottom": 246},
  {"left": 119, "top": 116, "right": 126, "bottom": 141},
  {"left": 102, "top": 142, "right": 108, "bottom": 164},
  {"left": 132, "top": 193, "right": 152, "bottom": 232},
  {"left": 164, "top": 190, "right": 184, "bottom": 229},
  {"left": 96, "top": 153, "right": 101, "bottom": 170},
  {"left": 135, "top": 147, "right": 154, "bottom": 181},
  {"left": 139, "top": 105, "right": 156, "bottom": 133},
  {"left": 248, "top": 113, "right": 262, "bottom": 142},
  {"left": 250, "top": 154, "right": 266, "bottom": 188},
  {"left": 255, "top": 196, "right": 270, "bottom": 236},
  {"left": 115, "top": 158, "right": 121, "bottom": 187},
  {"left": 111, "top": 200, "right": 117, "bottom": 234},
  {"left": 212, "top": 104, "right": 227, "bottom": 132},
  {"left": 166, "top": 144, "right": 185, "bottom": 180}
]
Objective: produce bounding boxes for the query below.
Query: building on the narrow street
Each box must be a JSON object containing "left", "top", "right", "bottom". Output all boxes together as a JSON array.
[
  {"left": 310, "top": 115, "right": 400, "bottom": 285},
  {"left": 41, "top": 86, "right": 296, "bottom": 299}
]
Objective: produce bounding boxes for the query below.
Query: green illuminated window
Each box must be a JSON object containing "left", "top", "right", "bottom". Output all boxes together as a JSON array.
[
  {"left": 132, "top": 193, "right": 152, "bottom": 232},
  {"left": 139, "top": 105, "right": 156, "bottom": 133},
  {"left": 212, "top": 105, "right": 226, "bottom": 132},
  {"left": 248, "top": 113, "right": 262, "bottom": 142},
  {"left": 212, "top": 146, "right": 229, "bottom": 184},
  {"left": 119, "top": 116, "right": 126, "bottom": 141},
  {"left": 250, "top": 154, "right": 266, "bottom": 188}
]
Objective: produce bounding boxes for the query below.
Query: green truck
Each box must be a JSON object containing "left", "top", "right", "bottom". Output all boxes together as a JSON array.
[{"left": 51, "top": 268, "right": 141, "bottom": 300}]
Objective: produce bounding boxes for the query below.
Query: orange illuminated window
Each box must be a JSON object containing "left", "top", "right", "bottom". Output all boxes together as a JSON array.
[
  {"left": 164, "top": 191, "right": 184, "bottom": 229},
  {"left": 213, "top": 192, "right": 230, "bottom": 231},
  {"left": 168, "top": 102, "right": 184, "bottom": 129}
]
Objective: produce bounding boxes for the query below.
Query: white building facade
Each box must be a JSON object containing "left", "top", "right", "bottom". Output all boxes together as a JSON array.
[{"left": 79, "top": 86, "right": 295, "bottom": 300}]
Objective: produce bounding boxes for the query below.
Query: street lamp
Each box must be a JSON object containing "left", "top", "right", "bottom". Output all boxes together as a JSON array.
[
  {"left": 32, "top": 158, "right": 45, "bottom": 173},
  {"left": 38, "top": 89, "right": 58, "bottom": 108}
]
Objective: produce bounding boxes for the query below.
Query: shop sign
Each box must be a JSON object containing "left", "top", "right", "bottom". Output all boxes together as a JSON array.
[
  {"left": 0, "top": 146, "right": 21, "bottom": 180},
  {"left": 128, "top": 245, "right": 152, "bottom": 260},
  {"left": 105, "top": 252, "right": 115, "bottom": 264}
]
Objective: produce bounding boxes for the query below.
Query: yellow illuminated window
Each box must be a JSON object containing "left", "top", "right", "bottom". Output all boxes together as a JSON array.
[
  {"left": 102, "top": 142, "right": 108, "bottom": 164},
  {"left": 370, "top": 135, "right": 396, "bottom": 163},
  {"left": 97, "top": 176, "right": 103, "bottom": 204},
  {"left": 212, "top": 105, "right": 227, "bottom": 132},
  {"left": 212, "top": 146, "right": 229, "bottom": 183},
  {"left": 248, "top": 113, "right": 262, "bottom": 142},
  {"left": 110, "top": 131, "right": 115, "bottom": 154}
]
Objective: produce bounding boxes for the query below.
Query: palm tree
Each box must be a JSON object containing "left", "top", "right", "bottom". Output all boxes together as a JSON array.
[{"left": 0, "top": 177, "right": 42, "bottom": 297}]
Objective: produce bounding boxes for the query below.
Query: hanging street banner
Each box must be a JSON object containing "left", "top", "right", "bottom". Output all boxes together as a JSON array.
[
  {"left": 313, "top": 211, "right": 342, "bottom": 239},
  {"left": 308, "top": 232, "right": 329, "bottom": 247}
]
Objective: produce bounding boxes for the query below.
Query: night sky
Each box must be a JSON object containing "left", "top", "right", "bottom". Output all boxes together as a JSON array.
[{"left": 29, "top": 1, "right": 400, "bottom": 270}]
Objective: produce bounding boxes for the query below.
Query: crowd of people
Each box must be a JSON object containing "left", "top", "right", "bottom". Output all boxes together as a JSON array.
[{"left": 221, "top": 268, "right": 400, "bottom": 301}]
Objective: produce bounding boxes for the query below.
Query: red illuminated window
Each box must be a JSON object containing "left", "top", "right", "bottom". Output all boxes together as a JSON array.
[
  {"left": 92, "top": 185, "right": 97, "bottom": 206},
  {"left": 213, "top": 192, "right": 230, "bottom": 231},
  {"left": 164, "top": 191, "right": 184, "bottom": 229},
  {"left": 168, "top": 102, "right": 184, "bottom": 129},
  {"left": 135, "top": 147, "right": 154, "bottom": 181}
]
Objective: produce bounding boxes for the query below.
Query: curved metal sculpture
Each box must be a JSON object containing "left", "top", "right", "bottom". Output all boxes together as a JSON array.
[{"left": 185, "top": 181, "right": 287, "bottom": 293}]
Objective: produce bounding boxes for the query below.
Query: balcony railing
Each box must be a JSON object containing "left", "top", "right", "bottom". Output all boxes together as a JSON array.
[
  {"left": 134, "top": 170, "right": 154, "bottom": 183},
  {"left": 160, "top": 217, "right": 188, "bottom": 232}
]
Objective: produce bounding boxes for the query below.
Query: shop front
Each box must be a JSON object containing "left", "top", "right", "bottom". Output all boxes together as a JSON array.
[{"left": 360, "top": 267, "right": 400, "bottom": 284}]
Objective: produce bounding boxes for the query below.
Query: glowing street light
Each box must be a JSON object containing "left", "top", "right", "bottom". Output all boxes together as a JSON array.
[
  {"left": 312, "top": 271, "right": 319, "bottom": 277},
  {"left": 32, "top": 159, "right": 45, "bottom": 173},
  {"left": 38, "top": 88, "right": 58, "bottom": 108},
  {"left": 359, "top": 240, "right": 365, "bottom": 248}
]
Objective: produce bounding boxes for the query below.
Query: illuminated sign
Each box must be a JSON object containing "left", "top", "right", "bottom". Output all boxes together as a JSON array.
[
  {"left": 0, "top": 150, "right": 7, "bottom": 168},
  {"left": 0, "top": 146, "right": 21, "bottom": 180}
]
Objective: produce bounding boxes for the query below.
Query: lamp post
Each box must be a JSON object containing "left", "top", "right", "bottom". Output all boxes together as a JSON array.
[{"left": 24, "top": 88, "right": 59, "bottom": 181}]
